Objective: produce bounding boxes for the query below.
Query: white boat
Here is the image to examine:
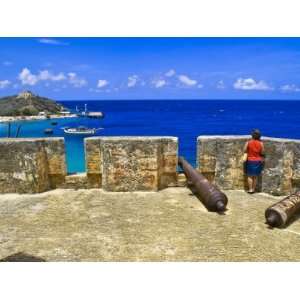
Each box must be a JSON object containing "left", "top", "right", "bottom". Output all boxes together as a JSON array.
[
  {"left": 63, "top": 126, "right": 102, "bottom": 135},
  {"left": 86, "top": 111, "right": 104, "bottom": 118},
  {"left": 80, "top": 104, "right": 104, "bottom": 118}
]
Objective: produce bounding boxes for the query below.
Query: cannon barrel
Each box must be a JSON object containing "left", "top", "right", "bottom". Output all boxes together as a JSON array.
[
  {"left": 178, "top": 156, "right": 228, "bottom": 212},
  {"left": 265, "top": 190, "right": 300, "bottom": 227}
]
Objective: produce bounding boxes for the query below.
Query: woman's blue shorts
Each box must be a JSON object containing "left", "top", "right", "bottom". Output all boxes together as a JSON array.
[{"left": 245, "top": 160, "right": 263, "bottom": 176}]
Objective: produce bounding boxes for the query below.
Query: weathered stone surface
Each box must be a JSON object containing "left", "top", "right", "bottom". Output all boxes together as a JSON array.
[
  {"left": 84, "top": 138, "right": 102, "bottom": 188},
  {"left": 85, "top": 137, "right": 178, "bottom": 191},
  {"left": 197, "top": 135, "right": 300, "bottom": 196},
  {"left": 177, "top": 173, "right": 187, "bottom": 187},
  {"left": 0, "top": 138, "right": 66, "bottom": 194},
  {"left": 1, "top": 188, "right": 300, "bottom": 261},
  {"left": 43, "top": 138, "right": 67, "bottom": 188},
  {"left": 58, "top": 173, "right": 88, "bottom": 189}
]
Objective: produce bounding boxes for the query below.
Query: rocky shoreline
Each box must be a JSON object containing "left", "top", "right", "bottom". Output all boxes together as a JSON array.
[{"left": 0, "top": 113, "right": 77, "bottom": 123}]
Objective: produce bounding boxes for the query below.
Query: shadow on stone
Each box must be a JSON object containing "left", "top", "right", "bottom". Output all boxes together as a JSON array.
[{"left": 0, "top": 252, "right": 46, "bottom": 262}]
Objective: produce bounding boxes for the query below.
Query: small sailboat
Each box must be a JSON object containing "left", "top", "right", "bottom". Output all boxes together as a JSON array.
[{"left": 44, "top": 128, "right": 54, "bottom": 134}]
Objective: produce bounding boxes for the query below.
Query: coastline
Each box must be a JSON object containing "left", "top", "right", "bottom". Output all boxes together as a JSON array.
[{"left": 0, "top": 114, "right": 78, "bottom": 123}]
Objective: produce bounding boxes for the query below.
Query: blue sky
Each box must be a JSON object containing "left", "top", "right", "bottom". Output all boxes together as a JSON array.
[{"left": 1, "top": 37, "right": 300, "bottom": 100}]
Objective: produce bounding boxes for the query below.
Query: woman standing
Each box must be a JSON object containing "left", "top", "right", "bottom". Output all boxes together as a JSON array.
[{"left": 243, "top": 129, "right": 265, "bottom": 194}]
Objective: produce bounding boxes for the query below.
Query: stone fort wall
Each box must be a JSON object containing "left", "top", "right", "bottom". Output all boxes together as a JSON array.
[
  {"left": 0, "top": 138, "right": 66, "bottom": 193},
  {"left": 0, "top": 136, "right": 178, "bottom": 193},
  {"left": 84, "top": 137, "right": 178, "bottom": 191},
  {"left": 0, "top": 135, "right": 299, "bottom": 195},
  {"left": 197, "top": 135, "right": 300, "bottom": 196}
]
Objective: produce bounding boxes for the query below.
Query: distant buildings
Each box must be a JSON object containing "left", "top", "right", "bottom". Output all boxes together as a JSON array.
[
  {"left": 16, "top": 90, "right": 35, "bottom": 100},
  {"left": 59, "top": 110, "right": 71, "bottom": 116}
]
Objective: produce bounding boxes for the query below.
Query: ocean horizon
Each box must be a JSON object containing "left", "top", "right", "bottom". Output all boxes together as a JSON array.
[{"left": 1, "top": 99, "right": 300, "bottom": 173}]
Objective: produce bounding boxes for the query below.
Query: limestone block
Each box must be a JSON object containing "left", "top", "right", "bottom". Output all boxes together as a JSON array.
[
  {"left": 0, "top": 139, "right": 50, "bottom": 193},
  {"left": 198, "top": 136, "right": 248, "bottom": 187},
  {"left": 261, "top": 139, "right": 291, "bottom": 195},
  {"left": 197, "top": 137, "right": 218, "bottom": 174},
  {"left": 177, "top": 173, "right": 187, "bottom": 187},
  {"left": 85, "top": 137, "right": 178, "bottom": 191},
  {"left": 159, "top": 138, "right": 178, "bottom": 188},
  {"left": 59, "top": 173, "right": 88, "bottom": 189},
  {"left": 101, "top": 138, "right": 159, "bottom": 191},
  {"left": 43, "top": 138, "right": 67, "bottom": 188},
  {"left": 84, "top": 138, "right": 102, "bottom": 188},
  {"left": 291, "top": 140, "right": 300, "bottom": 190},
  {"left": 214, "top": 136, "right": 248, "bottom": 190}
]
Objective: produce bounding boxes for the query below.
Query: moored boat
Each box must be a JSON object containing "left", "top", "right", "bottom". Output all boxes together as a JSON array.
[
  {"left": 86, "top": 111, "right": 104, "bottom": 118},
  {"left": 63, "top": 126, "right": 102, "bottom": 135},
  {"left": 44, "top": 128, "right": 54, "bottom": 134}
]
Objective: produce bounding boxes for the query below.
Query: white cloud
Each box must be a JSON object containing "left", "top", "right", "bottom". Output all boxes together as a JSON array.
[
  {"left": 153, "top": 79, "right": 166, "bottom": 88},
  {"left": 0, "top": 80, "right": 11, "bottom": 89},
  {"left": 18, "top": 68, "right": 66, "bottom": 86},
  {"left": 39, "top": 70, "right": 66, "bottom": 81},
  {"left": 165, "top": 69, "right": 176, "bottom": 77},
  {"left": 217, "top": 80, "right": 226, "bottom": 89},
  {"left": 18, "top": 68, "right": 39, "bottom": 85},
  {"left": 68, "top": 72, "right": 87, "bottom": 88},
  {"left": 2, "top": 61, "right": 13, "bottom": 66},
  {"left": 178, "top": 75, "right": 197, "bottom": 86},
  {"left": 280, "top": 84, "right": 300, "bottom": 92},
  {"left": 97, "top": 79, "right": 109, "bottom": 88},
  {"left": 233, "top": 78, "right": 272, "bottom": 91},
  {"left": 38, "top": 38, "right": 68, "bottom": 46},
  {"left": 127, "top": 75, "right": 139, "bottom": 88}
]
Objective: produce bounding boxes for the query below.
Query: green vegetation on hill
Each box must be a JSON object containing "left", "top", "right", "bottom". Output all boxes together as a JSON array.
[{"left": 0, "top": 92, "right": 66, "bottom": 116}]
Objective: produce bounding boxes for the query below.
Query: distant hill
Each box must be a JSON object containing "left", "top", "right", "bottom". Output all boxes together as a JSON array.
[{"left": 0, "top": 91, "right": 67, "bottom": 116}]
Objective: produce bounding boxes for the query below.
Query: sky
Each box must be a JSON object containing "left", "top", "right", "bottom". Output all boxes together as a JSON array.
[{"left": 1, "top": 37, "right": 300, "bottom": 100}]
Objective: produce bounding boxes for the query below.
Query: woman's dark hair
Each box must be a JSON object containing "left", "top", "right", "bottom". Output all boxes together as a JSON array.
[{"left": 251, "top": 129, "right": 261, "bottom": 140}]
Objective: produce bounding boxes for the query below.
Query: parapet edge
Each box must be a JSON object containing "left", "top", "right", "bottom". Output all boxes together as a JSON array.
[
  {"left": 197, "top": 135, "right": 300, "bottom": 144},
  {"left": 85, "top": 136, "right": 178, "bottom": 142}
]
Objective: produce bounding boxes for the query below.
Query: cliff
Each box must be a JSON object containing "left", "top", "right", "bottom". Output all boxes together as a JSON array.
[{"left": 0, "top": 91, "right": 66, "bottom": 116}]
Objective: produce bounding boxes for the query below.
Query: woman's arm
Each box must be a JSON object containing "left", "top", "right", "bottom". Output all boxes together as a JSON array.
[
  {"left": 243, "top": 141, "right": 248, "bottom": 153},
  {"left": 261, "top": 142, "right": 265, "bottom": 157}
]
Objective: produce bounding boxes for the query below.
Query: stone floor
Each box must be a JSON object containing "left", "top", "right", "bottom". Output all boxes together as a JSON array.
[{"left": 0, "top": 187, "right": 299, "bottom": 261}]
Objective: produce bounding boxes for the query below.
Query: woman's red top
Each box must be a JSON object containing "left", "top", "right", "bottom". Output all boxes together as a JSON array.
[{"left": 247, "top": 139, "right": 263, "bottom": 161}]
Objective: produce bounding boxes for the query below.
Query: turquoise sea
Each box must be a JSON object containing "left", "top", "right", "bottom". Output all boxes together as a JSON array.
[{"left": 1, "top": 100, "right": 300, "bottom": 173}]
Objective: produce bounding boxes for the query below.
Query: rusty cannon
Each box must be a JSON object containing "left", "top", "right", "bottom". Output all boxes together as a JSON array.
[
  {"left": 265, "top": 190, "right": 300, "bottom": 227},
  {"left": 178, "top": 156, "right": 228, "bottom": 212}
]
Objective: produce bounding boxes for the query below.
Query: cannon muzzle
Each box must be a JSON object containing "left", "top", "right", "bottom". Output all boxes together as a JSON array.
[
  {"left": 265, "top": 190, "right": 300, "bottom": 227},
  {"left": 178, "top": 156, "right": 228, "bottom": 212}
]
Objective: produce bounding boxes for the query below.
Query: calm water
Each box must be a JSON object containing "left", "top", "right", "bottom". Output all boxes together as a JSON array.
[{"left": 1, "top": 100, "right": 300, "bottom": 173}]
